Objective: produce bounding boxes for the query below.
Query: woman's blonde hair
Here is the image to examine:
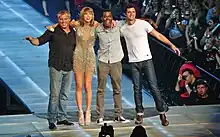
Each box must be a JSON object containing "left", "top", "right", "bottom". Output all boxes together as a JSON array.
[{"left": 79, "top": 7, "right": 94, "bottom": 27}]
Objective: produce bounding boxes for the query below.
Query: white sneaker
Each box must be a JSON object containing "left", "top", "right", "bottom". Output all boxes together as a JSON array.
[{"left": 115, "top": 116, "right": 130, "bottom": 123}]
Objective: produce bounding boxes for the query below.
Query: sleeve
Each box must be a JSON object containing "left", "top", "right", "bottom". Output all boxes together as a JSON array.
[
  {"left": 206, "top": 8, "right": 213, "bottom": 24},
  {"left": 116, "top": 20, "right": 126, "bottom": 28},
  {"left": 37, "top": 30, "right": 52, "bottom": 45},
  {"left": 143, "top": 20, "right": 154, "bottom": 33}
]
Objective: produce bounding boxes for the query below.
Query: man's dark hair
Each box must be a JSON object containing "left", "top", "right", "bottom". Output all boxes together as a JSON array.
[
  {"left": 124, "top": 3, "right": 137, "bottom": 13},
  {"left": 194, "top": 79, "right": 213, "bottom": 93},
  {"left": 194, "top": 79, "right": 209, "bottom": 88},
  {"left": 182, "top": 68, "right": 194, "bottom": 76},
  {"left": 103, "top": 9, "right": 112, "bottom": 13}
]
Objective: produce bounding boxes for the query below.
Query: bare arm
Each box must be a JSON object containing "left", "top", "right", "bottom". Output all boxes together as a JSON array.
[
  {"left": 149, "top": 29, "right": 181, "bottom": 55},
  {"left": 156, "top": 11, "right": 162, "bottom": 26},
  {"left": 25, "top": 36, "right": 39, "bottom": 46},
  {"left": 175, "top": 74, "right": 182, "bottom": 91},
  {"left": 185, "top": 25, "right": 190, "bottom": 44},
  {"left": 94, "top": 20, "right": 100, "bottom": 28},
  {"left": 165, "top": 17, "right": 172, "bottom": 31},
  {"left": 70, "top": 20, "right": 79, "bottom": 28}
]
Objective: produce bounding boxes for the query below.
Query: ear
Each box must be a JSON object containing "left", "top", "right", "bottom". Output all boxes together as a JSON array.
[{"left": 101, "top": 17, "right": 104, "bottom": 21}]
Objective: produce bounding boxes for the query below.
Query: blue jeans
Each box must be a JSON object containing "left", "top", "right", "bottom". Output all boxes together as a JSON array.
[
  {"left": 130, "top": 59, "right": 168, "bottom": 114},
  {"left": 48, "top": 67, "right": 72, "bottom": 123}
]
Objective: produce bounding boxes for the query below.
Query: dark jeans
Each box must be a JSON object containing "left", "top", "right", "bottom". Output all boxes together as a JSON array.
[{"left": 130, "top": 59, "right": 168, "bottom": 114}]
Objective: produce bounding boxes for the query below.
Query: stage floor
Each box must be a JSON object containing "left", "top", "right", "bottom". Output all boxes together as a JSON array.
[{"left": 0, "top": 105, "right": 220, "bottom": 137}]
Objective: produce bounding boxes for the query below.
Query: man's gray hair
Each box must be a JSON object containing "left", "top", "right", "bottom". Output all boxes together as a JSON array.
[{"left": 57, "top": 10, "right": 71, "bottom": 18}]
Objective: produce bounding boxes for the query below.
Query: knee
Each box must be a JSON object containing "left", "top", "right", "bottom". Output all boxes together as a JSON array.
[
  {"left": 76, "top": 84, "right": 83, "bottom": 92},
  {"left": 49, "top": 92, "right": 59, "bottom": 100},
  {"left": 97, "top": 88, "right": 104, "bottom": 93},
  {"left": 84, "top": 82, "right": 92, "bottom": 92},
  {"left": 59, "top": 94, "right": 68, "bottom": 100},
  {"left": 133, "top": 84, "right": 141, "bottom": 92}
]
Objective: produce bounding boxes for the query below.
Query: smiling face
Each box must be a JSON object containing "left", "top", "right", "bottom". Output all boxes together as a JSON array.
[
  {"left": 126, "top": 7, "right": 136, "bottom": 21},
  {"left": 183, "top": 0, "right": 190, "bottom": 8},
  {"left": 83, "top": 11, "right": 93, "bottom": 23},
  {"left": 79, "top": 7, "right": 94, "bottom": 26},
  {"left": 191, "top": 2, "right": 199, "bottom": 14},
  {"left": 164, "top": 0, "right": 171, "bottom": 8},
  {"left": 102, "top": 11, "right": 113, "bottom": 28},
  {"left": 57, "top": 13, "right": 71, "bottom": 29}
]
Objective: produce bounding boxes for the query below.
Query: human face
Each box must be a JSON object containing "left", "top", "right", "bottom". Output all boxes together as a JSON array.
[
  {"left": 58, "top": 14, "right": 71, "bottom": 29},
  {"left": 171, "top": 9, "right": 180, "bottom": 19},
  {"left": 126, "top": 7, "right": 136, "bottom": 21},
  {"left": 177, "top": 0, "right": 182, "bottom": 5},
  {"left": 183, "top": 0, "right": 190, "bottom": 8},
  {"left": 182, "top": 71, "right": 192, "bottom": 83},
  {"left": 196, "top": 84, "right": 208, "bottom": 96},
  {"left": 152, "top": 0, "right": 159, "bottom": 7},
  {"left": 83, "top": 11, "right": 93, "bottom": 23},
  {"left": 102, "top": 11, "right": 113, "bottom": 28},
  {"left": 191, "top": 3, "right": 199, "bottom": 14},
  {"left": 164, "top": 0, "right": 171, "bottom": 8}
]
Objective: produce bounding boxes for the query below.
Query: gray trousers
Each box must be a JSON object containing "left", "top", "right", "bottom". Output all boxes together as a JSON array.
[{"left": 96, "top": 61, "right": 123, "bottom": 118}]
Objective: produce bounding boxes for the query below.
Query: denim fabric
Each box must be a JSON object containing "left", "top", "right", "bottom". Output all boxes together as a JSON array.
[
  {"left": 48, "top": 67, "right": 72, "bottom": 123},
  {"left": 130, "top": 59, "right": 168, "bottom": 114}
]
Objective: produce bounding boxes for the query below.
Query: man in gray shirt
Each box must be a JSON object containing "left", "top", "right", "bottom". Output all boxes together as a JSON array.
[{"left": 95, "top": 9, "right": 128, "bottom": 123}]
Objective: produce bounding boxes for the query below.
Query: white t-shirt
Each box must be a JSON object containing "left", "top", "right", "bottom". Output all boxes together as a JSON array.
[{"left": 120, "top": 19, "right": 154, "bottom": 62}]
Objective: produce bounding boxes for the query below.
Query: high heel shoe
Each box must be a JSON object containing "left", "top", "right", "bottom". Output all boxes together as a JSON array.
[
  {"left": 78, "top": 110, "right": 84, "bottom": 126},
  {"left": 85, "top": 110, "right": 91, "bottom": 126}
]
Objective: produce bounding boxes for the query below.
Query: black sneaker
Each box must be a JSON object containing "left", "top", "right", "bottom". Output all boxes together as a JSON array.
[
  {"left": 115, "top": 116, "right": 130, "bottom": 123},
  {"left": 57, "top": 120, "right": 74, "bottom": 125},
  {"left": 135, "top": 115, "right": 143, "bottom": 124},
  {"left": 97, "top": 118, "right": 104, "bottom": 124},
  {"left": 49, "top": 123, "right": 57, "bottom": 130}
]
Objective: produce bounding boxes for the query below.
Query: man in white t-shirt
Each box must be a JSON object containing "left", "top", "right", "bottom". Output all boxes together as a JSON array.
[{"left": 120, "top": 3, "right": 180, "bottom": 126}]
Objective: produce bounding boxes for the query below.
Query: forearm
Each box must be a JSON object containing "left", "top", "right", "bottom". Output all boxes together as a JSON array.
[
  {"left": 165, "top": 18, "right": 172, "bottom": 30},
  {"left": 185, "top": 26, "right": 190, "bottom": 43},
  {"left": 175, "top": 82, "right": 180, "bottom": 91},
  {"left": 156, "top": 33, "right": 175, "bottom": 48}
]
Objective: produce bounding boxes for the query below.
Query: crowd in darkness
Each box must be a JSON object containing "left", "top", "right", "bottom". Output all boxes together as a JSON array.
[{"left": 41, "top": 0, "right": 220, "bottom": 106}]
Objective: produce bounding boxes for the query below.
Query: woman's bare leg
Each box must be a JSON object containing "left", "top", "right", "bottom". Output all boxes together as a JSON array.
[
  {"left": 75, "top": 71, "right": 84, "bottom": 125},
  {"left": 84, "top": 71, "right": 93, "bottom": 125}
]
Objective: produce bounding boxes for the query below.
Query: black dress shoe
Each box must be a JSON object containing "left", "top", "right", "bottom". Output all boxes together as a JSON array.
[
  {"left": 57, "top": 120, "right": 74, "bottom": 125},
  {"left": 49, "top": 123, "right": 57, "bottom": 130},
  {"left": 160, "top": 114, "right": 169, "bottom": 126}
]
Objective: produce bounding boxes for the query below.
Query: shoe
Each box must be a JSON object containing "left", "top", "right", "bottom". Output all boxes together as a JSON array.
[
  {"left": 57, "top": 120, "right": 74, "bottom": 125},
  {"left": 49, "top": 123, "right": 57, "bottom": 130},
  {"left": 78, "top": 110, "right": 84, "bottom": 126},
  {"left": 85, "top": 110, "right": 91, "bottom": 126},
  {"left": 135, "top": 115, "right": 143, "bottom": 124},
  {"left": 96, "top": 117, "right": 104, "bottom": 124},
  {"left": 115, "top": 116, "right": 130, "bottom": 123},
  {"left": 160, "top": 114, "right": 169, "bottom": 126}
]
